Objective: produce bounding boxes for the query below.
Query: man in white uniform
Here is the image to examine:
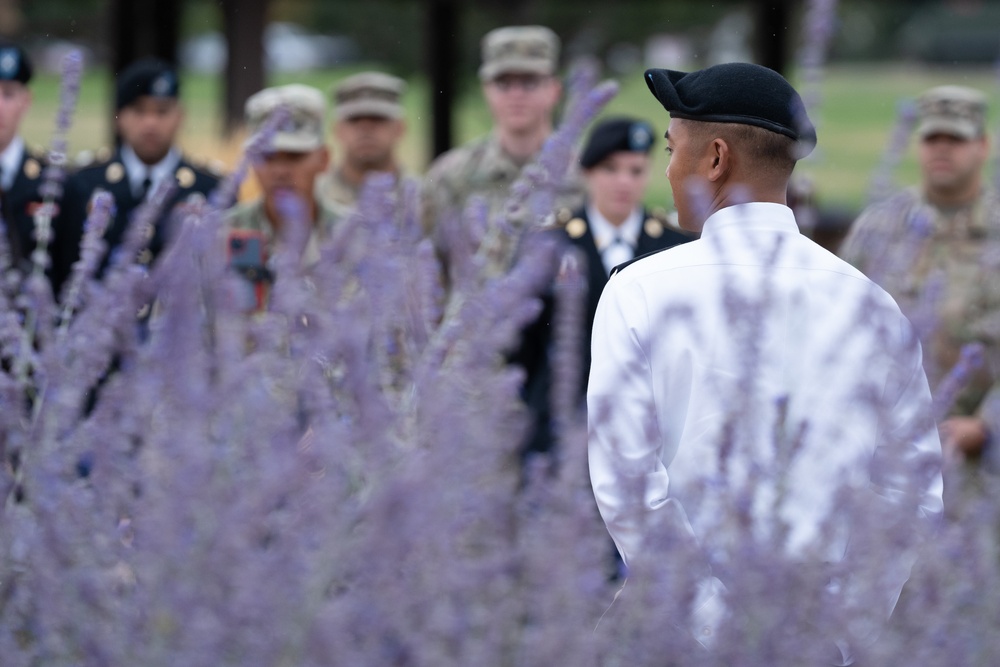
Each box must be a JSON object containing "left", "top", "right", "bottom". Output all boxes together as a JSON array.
[{"left": 587, "top": 62, "right": 943, "bottom": 662}]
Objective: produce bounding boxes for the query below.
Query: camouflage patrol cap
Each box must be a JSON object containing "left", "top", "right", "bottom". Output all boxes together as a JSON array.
[
  {"left": 917, "top": 85, "right": 988, "bottom": 140},
  {"left": 245, "top": 84, "right": 326, "bottom": 152},
  {"left": 333, "top": 72, "right": 405, "bottom": 120},
  {"left": 478, "top": 26, "right": 559, "bottom": 81}
]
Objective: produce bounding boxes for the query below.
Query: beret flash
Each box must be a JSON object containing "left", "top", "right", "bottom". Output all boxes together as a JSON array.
[
  {"left": 116, "top": 57, "right": 179, "bottom": 111},
  {"left": 0, "top": 43, "right": 32, "bottom": 84},
  {"left": 644, "top": 62, "right": 816, "bottom": 156},
  {"left": 580, "top": 117, "right": 655, "bottom": 169}
]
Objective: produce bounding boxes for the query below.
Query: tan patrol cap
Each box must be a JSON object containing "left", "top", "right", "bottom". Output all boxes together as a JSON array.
[
  {"left": 333, "top": 71, "right": 406, "bottom": 120},
  {"left": 478, "top": 25, "right": 559, "bottom": 81},
  {"left": 245, "top": 84, "right": 326, "bottom": 152},
  {"left": 916, "top": 85, "right": 988, "bottom": 140}
]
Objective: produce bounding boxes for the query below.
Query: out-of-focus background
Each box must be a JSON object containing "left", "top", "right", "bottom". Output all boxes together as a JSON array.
[{"left": 10, "top": 0, "right": 1000, "bottom": 219}]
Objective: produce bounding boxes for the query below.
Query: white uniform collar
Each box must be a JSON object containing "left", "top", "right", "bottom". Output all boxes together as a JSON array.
[
  {"left": 120, "top": 144, "right": 181, "bottom": 197},
  {"left": 587, "top": 203, "right": 644, "bottom": 251},
  {"left": 0, "top": 136, "right": 25, "bottom": 191},
  {"left": 701, "top": 202, "right": 799, "bottom": 237}
]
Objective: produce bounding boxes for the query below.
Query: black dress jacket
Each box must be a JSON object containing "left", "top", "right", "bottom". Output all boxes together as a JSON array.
[
  {"left": 51, "top": 148, "right": 220, "bottom": 295},
  {"left": 1, "top": 145, "right": 47, "bottom": 272},
  {"left": 516, "top": 205, "right": 694, "bottom": 455}
]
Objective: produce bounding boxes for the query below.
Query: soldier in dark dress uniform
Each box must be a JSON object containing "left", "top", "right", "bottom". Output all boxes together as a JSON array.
[
  {"left": 52, "top": 57, "right": 220, "bottom": 295},
  {"left": 517, "top": 116, "right": 694, "bottom": 455},
  {"left": 0, "top": 42, "right": 46, "bottom": 273}
]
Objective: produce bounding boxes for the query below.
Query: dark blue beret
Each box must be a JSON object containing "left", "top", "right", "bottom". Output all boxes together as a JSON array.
[
  {"left": 0, "top": 43, "right": 32, "bottom": 84},
  {"left": 644, "top": 62, "right": 816, "bottom": 156},
  {"left": 580, "top": 116, "right": 655, "bottom": 169},
  {"left": 116, "top": 57, "right": 179, "bottom": 110}
]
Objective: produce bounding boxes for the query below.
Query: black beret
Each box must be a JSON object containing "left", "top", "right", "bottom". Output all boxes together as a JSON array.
[
  {"left": 0, "top": 43, "right": 32, "bottom": 84},
  {"left": 644, "top": 62, "right": 816, "bottom": 156},
  {"left": 580, "top": 117, "right": 655, "bottom": 169},
  {"left": 116, "top": 57, "right": 179, "bottom": 110}
]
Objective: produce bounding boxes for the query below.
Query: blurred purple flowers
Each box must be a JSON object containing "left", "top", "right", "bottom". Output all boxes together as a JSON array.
[{"left": 0, "top": 47, "right": 997, "bottom": 667}]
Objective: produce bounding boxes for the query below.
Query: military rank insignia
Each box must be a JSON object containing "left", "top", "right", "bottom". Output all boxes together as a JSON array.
[
  {"left": 644, "top": 217, "right": 664, "bottom": 238},
  {"left": 565, "top": 217, "right": 587, "bottom": 239},
  {"left": 23, "top": 158, "right": 40, "bottom": 180},
  {"left": 105, "top": 162, "right": 124, "bottom": 184},
  {"left": 175, "top": 166, "right": 195, "bottom": 189}
]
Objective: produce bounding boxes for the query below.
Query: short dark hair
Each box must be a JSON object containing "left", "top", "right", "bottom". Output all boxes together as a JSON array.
[{"left": 689, "top": 120, "right": 797, "bottom": 179}]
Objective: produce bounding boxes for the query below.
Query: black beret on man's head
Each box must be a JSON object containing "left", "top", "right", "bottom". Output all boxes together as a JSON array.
[
  {"left": 644, "top": 62, "right": 816, "bottom": 156},
  {"left": 580, "top": 117, "right": 656, "bottom": 169},
  {"left": 116, "top": 57, "right": 180, "bottom": 110},
  {"left": 0, "top": 43, "right": 32, "bottom": 84}
]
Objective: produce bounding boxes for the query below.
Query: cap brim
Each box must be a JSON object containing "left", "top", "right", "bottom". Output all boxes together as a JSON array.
[
  {"left": 917, "top": 118, "right": 979, "bottom": 140},
  {"left": 479, "top": 59, "right": 554, "bottom": 81},
  {"left": 336, "top": 99, "right": 402, "bottom": 120},
  {"left": 244, "top": 132, "right": 323, "bottom": 154}
]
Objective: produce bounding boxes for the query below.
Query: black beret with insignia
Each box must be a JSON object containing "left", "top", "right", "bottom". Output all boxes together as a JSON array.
[
  {"left": 116, "top": 57, "right": 179, "bottom": 110},
  {"left": 644, "top": 62, "right": 816, "bottom": 156},
  {"left": 0, "top": 42, "right": 31, "bottom": 84},
  {"left": 580, "top": 116, "right": 655, "bottom": 169}
]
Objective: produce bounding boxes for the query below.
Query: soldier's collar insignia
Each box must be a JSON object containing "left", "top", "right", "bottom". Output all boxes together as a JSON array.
[
  {"left": 644, "top": 217, "right": 664, "bottom": 238},
  {"left": 175, "top": 166, "right": 195, "bottom": 188},
  {"left": 565, "top": 217, "right": 587, "bottom": 239},
  {"left": 23, "top": 158, "right": 40, "bottom": 180},
  {"left": 106, "top": 162, "right": 124, "bottom": 184}
]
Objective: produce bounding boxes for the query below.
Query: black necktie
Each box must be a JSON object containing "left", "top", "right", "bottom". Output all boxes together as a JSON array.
[{"left": 138, "top": 172, "right": 152, "bottom": 201}]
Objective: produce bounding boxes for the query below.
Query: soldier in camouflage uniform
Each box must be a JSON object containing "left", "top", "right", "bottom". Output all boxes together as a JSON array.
[
  {"left": 316, "top": 71, "right": 415, "bottom": 212},
  {"left": 840, "top": 85, "right": 1000, "bottom": 470},
  {"left": 421, "top": 25, "right": 585, "bottom": 283},
  {"left": 226, "top": 84, "right": 341, "bottom": 311}
]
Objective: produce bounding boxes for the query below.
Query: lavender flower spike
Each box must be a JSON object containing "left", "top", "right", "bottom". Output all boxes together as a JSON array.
[{"left": 57, "top": 190, "right": 115, "bottom": 329}]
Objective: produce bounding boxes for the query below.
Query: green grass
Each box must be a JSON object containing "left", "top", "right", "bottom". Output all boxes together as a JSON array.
[{"left": 20, "top": 62, "right": 1000, "bottom": 214}]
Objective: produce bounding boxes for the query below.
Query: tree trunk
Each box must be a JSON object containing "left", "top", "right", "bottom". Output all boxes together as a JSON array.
[
  {"left": 754, "top": 0, "right": 792, "bottom": 75},
  {"left": 425, "top": 0, "right": 460, "bottom": 160},
  {"left": 108, "top": 0, "right": 182, "bottom": 143},
  {"left": 221, "top": 0, "right": 268, "bottom": 137}
]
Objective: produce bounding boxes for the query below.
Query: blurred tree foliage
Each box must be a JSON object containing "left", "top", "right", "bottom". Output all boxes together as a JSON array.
[{"left": 275, "top": 0, "right": 731, "bottom": 78}]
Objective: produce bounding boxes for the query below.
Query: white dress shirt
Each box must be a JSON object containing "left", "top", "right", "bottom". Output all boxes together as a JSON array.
[
  {"left": 120, "top": 145, "right": 180, "bottom": 201},
  {"left": 587, "top": 202, "right": 943, "bottom": 650},
  {"left": 0, "top": 136, "right": 25, "bottom": 192},
  {"left": 588, "top": 204, "right": 642, "bottom": 275}
]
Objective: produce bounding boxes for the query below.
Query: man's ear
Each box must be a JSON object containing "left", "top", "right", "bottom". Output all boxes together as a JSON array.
[{"left": 706, "top": 137, "right": 730, "bottom": 182}]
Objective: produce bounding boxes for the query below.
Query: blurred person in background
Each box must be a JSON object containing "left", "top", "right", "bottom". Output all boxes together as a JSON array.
[
  {"left": 516, "top": 116, "right": 692, "bottom": 456},
  {"left": 317, "top": 71, "right": 415, "bottom": 213},
  {"left": 0, "top": 42, "right": 47, "bottom": 273},
  {"left": 226, "top": 84, "right": 340, "bottom": 311},
  {"left": 53, "top": 57, "right": 220, "bottom": 294},
  {"left": 840, "top": 85, "right": 1000, "bottom": 472},
  {"left": 421, "top": 25, "right": 584, "bottom": 282}
]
